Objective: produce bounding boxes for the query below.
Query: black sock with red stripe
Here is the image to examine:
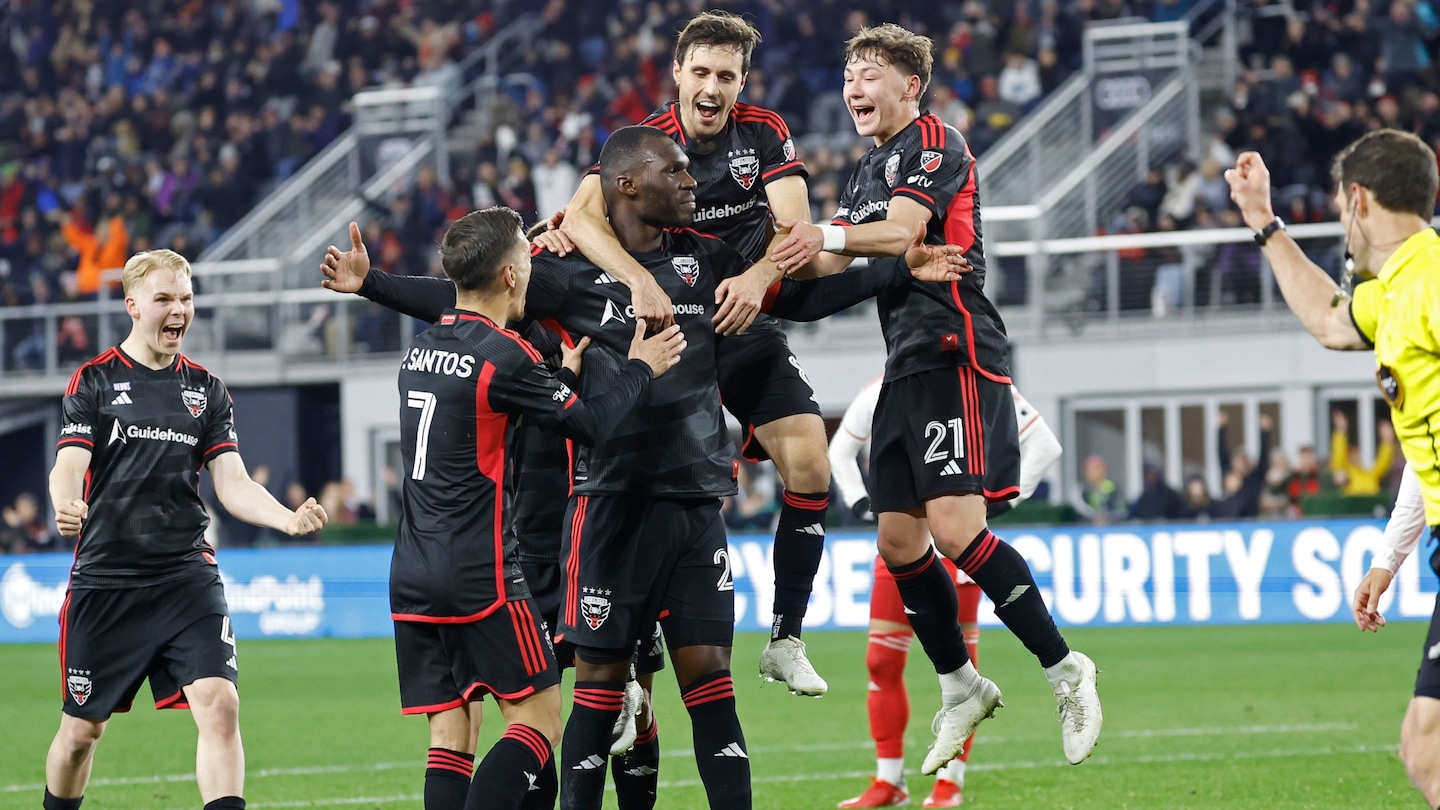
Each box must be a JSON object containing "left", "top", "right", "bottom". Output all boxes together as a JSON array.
[
  {"left": 610, "top": 716, "right": 659, "bottom": 810},
  {"left": 43, "top": 790, "right": 83, "bottom": 810},
  {"left": 681, "top": 671, "right": 750, "bottom": 810},
  {"left": 517, "top": 755, "right": 557, "bottom": 810},
  {"left": 955, "top": 529, "right": 1069, "bottom": 667},
  {"left": 561, "top": 682, "right": 625, "bottom": 810},
  {"left": 465, "top": 725, "right": 553, "bottom": 810},
  {"left": 771, "top": 490, "right": 829, "bottom": 640},
  {"left": 887, "top": 547, "right": 968, "bottom": 674},
  {"left": 424, "top": 747, "right": 474, "bottom": 810}
]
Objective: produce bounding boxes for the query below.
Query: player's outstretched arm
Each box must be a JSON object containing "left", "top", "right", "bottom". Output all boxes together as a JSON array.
[
  {"left": 321, "top": 221, "right": 456, "bottom": 323},
  {"left": 49, "top": 446, "right": 91, "bottom": 537},
  {"left": 556, "top": 175, "right": 675, "bottom": 330},
  {"left": 1355, "top": 463, "right": 1426, "bottom": 631},
  {"left": 208, "top": 453, "right": 328, "bottom": 536},
  {"left": 1225, "top": 153, "right": 1367, "bottom": 350},
  {"left": 827, "top": 380, "right": 881, "bottom": 520},
  {"left": 712, "top": 176, "right": 810, "bottom": 335}
]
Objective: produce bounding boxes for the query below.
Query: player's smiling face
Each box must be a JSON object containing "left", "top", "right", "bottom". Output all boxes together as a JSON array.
[
  {"left": 638, "top": 141, "right": 699, "bottom": 227},
  {"left": 674, "top": 44, "right": 747, "bottom": 142},
  {"left": 844, "top": 54, "right": 921, "bottom": 144},
  {"left": 126, "top": 268, "right": 194, "bottom": 358}
]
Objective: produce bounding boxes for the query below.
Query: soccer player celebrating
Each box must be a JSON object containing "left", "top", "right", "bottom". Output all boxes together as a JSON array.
[
  {"left": 829, "top": 382, "right": 1062, "bottom": 807},
  {"left": 541, "top": 11, "right": 837, "bottom": 695},
  {"left": 323, "top": 125, "right": 966, "bottom": 810},
  {"left": 1227, "top": 129, "right": 1440, "bottom": 808},
  {"left": 45, "top": 250, "right": 329, "bottom": 810},
  {"left": 389, "top": 206, "right": 683, "bottom": 810},
  {"left": 766, "top": 23, "right": 1104, "bottom": 772}
]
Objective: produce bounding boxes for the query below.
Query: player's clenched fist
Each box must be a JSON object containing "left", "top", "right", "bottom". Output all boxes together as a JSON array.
[
  {"left": 629, "top": 321, "right": 686, "bottom": 377},
  {"left": 285, "top": 497, "right": 329, "bottom": 536},
  {"left": 1224, "top": 152, "right": 1276, "bottom": 232},
  {"left": 55, "top": 499, "right": 88, "bottom": 537}
]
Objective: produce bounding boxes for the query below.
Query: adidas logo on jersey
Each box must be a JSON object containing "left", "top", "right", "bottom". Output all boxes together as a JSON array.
[
  {"left": 939, "top": 460, "right": 964, "bottom": 476},
  {"left": 799, "top": 523, "right": 824, "bottom": 536},
  {"left": 110, "top": 392, "right": 133, "bottom": 405},
  {"left": 594, "top": 272, "right": 619, "bottom": 284},
  {"left": 715, "top": 742, "right": 749, "bottom": 759},
  {"left": 573, "top": 754, "right": 607, "bottom": 770}
]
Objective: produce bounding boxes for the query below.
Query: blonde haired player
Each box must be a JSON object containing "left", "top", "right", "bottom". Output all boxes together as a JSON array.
[
  {"left": 45, "top": 250, "right": 327, "bottom": 810},
  {"left": 829, "top": 381, "right": 1061, "bottom": 807}
]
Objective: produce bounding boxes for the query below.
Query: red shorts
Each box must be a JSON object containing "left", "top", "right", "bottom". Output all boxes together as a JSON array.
[{"left": 871, "top": 554, "right": 981, "bottom": 625}]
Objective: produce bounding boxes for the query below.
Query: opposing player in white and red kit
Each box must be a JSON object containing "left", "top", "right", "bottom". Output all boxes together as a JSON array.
[{"left": 45, "top": 249, "right": 328, "bottom": 810}]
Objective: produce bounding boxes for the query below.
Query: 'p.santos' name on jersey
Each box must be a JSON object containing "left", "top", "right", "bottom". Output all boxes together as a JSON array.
[{"left": 401, "top": 347, "right": 476, "bottom": 377}]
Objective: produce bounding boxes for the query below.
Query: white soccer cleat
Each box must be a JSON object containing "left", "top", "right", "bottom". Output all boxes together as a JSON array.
[
  {"left": 759, "top": 636, "right": 828, "bottom": 696},
  {"left": 920, "top": 676, "right": 1003, "bottom": 775},
  {"left": 1053, "top": 651, "right": 1102, "bottom": 764},
  {"left": 609, "top": 678, "right": 644, "bottom": 756}
]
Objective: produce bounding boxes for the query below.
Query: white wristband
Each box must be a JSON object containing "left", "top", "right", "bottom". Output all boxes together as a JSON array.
[{"left": 818, "top": 224, "right": 847, "bottom": 253}]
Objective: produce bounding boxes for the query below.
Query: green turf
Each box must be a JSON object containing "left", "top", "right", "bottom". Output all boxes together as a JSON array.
[{"left": 0, "top": 623, "right": 1424, "bottom": 809}]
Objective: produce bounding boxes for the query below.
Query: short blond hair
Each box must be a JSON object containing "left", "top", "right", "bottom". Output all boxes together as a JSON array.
[
  {"left": 845, "top": 24, "right": 934, "bottom": 97},
  {"left": 122, "top": 249, "right": 193, "bottom": 295}
]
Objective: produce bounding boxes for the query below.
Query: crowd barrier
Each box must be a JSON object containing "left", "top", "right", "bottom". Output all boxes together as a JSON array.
[{"left": 1, "top": 518, "right": 1432, "bottom": 644}]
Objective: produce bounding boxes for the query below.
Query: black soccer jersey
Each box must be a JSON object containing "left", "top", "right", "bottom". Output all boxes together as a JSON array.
[
  {"left": 832, "top": 112, "right": 1012, "bottom": 384},
  {"left": 509, "top": 321, "right": 574, "bottom": 564},
  {"left": 391, "top": 310, "right": 651, "bottom": 621},
  {"left": 57, "top": 347, "right": 238, "bottom": 589}
]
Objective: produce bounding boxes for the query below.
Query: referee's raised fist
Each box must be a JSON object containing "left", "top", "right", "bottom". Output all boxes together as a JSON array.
[{"left": 1224, "top": 152, "right": 1275, "bottom": 231}]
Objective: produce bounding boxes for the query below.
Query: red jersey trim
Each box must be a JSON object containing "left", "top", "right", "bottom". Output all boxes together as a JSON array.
[
  {"left": 948, "top": 280, "right": 1013, "bottom": 384},
  {"left": 895, "top": 187, "right": 937, "bottom": 207},
  {"left": 564, "top": 495, "right": 588, "bottom": 627},
  {"left": 762, "top": 161, "right": 804, "bottom": 181},
  {"left": 57, "top": 438, "right": 94, "bottom": 450},
  {"left": 66, "top": 347, "right": 124, "bottom": 395}
]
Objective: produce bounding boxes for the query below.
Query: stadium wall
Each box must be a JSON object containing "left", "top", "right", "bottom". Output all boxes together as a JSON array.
[{"left": 0, "top": 518, "right": 1427, "bottom": 644}]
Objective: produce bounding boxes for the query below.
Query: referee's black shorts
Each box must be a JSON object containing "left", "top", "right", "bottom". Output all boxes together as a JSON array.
[
  {"left": 868, "top": 366, "right": 1020, "bottom": 513},
  {"left": 59, "top": 573, "right": 236, "bottom": 719},
  {"left": 717, "top": 325, "right": 821, "bottom": 462}
]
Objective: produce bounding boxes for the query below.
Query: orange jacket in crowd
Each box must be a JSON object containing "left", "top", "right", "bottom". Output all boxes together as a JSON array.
[{"left": 62, "top": 216, "right": 129, "bottom": 296}]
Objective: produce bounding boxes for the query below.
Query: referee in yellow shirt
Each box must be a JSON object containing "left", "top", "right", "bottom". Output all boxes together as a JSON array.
[{"left": 1227, "top": 128, "right": 1440, "bottom": 808}]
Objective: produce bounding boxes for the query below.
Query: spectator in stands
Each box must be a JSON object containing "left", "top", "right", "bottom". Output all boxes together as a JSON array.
[
  {"left": 1260, "top": 452, "right": 1293, "bottom": 518},
  {"left": 533, "top": 148, "right": 579, "bottom": 224},
  {"left": 1330, "top": 411, "right": 1398, "bottom": 497},
  {"left": 1287, "top": 444, "right": 1323, "bottom": 513},
  {"left": 1075, "top": 455, "right": 1127, "bottom": 525},
  {"left": 60, "top": 207, "right": 128, "bottom": 298},
  {"left": 1208, "top": 412, "right": 1274, "bottom": 519},
  {"left": 1129, "top": 462, "right": 1188, "bottom": 521},
  {"left": 998, "top": 51, "right": 1043, "bottom": 109}
]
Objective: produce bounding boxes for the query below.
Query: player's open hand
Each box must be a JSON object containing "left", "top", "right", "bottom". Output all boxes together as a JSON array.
[
  {"left": 1352, "top": 568, "right": 1393, "bottom": 632},
  {"left": 55, "top": 499, "right": 87, "bottom": 537},
  {"left": 770, "top": 220, "right": 825, "bottom": 274},
  {"left": 284, "top": 497, "right": 328, "bottom": 536},
  {"left": 321, "top": 222, "right": 371, "bottom": 294},
  {"left": 561, "top": 336, "right": 592, "bottom": 377},
  {"left": 713, "top": 268, "right": 772, "bottom": 336},
  {"left": 629, "top": 321, "right": 686, "bottom": 378},
  {"left": 1224, "top": 152, "right": 1276, "bottom": 232},
  {"left": 531, "top": 208, "right": 577, "bottom": 256},
  {"left": 628, "top": 278, "right": 677, "bottom": 331},
  {"left": 903, "top": 222, "right": 970, "bottom": 282}
]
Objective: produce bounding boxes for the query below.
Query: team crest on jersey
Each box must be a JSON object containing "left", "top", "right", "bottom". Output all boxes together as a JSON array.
[
  {"left": 672, "top": 256, "right": 701, "bottom": 287},
  {"left": 580, "top": 587, "right": 612, "bottom": 630},
  {"left": 729, "top": 152, "right": 759, "bottom": 190},
  {"left": 66, "top": 671, "right": 92, "bottom": 706},
  {"left": 1378, "top": 364, "right": 1405, "bottom": 410},
  {"left": 884, "top": 153, "right": 901, "bottom": 187},
  {"left": 782, "top": 138, "right": 795, "bottom": 162},
  {"left": 921, "top": 150, "right": 943, "bottom": 172},
  {"left": 182, "top": 388, "right": 207, "bottom": 418}
]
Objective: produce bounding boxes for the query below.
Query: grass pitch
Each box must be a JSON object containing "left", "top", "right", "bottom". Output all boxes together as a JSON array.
[{"left": 0, "top": 623, "right": 1424, "bottom": 809}]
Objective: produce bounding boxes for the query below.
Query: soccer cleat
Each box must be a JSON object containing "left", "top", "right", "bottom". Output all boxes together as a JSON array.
[
  {"left": 923, "top": 779, "right": 963, "bottom": 807},
  {"left": 759, "top": 636, "right": 828, "bottom": 696},
  {"left": 837, "top": 777, "right": 910, "bottom": 808},
  {"left": 920, "top": 677, "right": 1002, "bottom": 775},
  {"left": 608, "top": 678, "right": 644, "bottom": 756},
  {"left": 1054, "top": 651, "right": 1102, "bottom": 764}
]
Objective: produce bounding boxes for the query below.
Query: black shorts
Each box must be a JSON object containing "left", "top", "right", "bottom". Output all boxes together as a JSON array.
[
  {"left": 59, "top": 575, "right": 236, "bottom": 719},
  {"left": 394, "top": 596, "right": 560, "bottom": 715},
  {"left": 868, "top": 367, "right": 1021, "bottom": 513},
  {"left": 1417, "top": 541, "right": 1440, "bottom": 699},
  {"left": 521, "top": 558, "right": 667, "bottom": 674},
  {"left": 558, "top": 495, "right": 734, "bottom": 657},
  {"left": 717, "top": 325, "right": 821, "bottom": 462}
]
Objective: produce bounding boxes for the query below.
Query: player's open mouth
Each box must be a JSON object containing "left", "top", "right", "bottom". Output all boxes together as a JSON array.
[
  {"left": 851, "top": 105, "right": 876, "bottom": 124},
  {"left": 696, "top": 100, "right": 721, "bottom": 124},
  {"left": 163, "top": 324, "right": 184, "bottom": 341}
]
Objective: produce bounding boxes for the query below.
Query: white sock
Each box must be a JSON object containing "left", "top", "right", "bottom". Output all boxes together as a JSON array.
[
  {"left": 1044, "top": 652, "right": 1082, "bottom": 689},
  {"left": 877, "top": 757, "right": 905, "bottom": 787},
  {"left": 939, "top": 661, "right": 982, "bottom": 704},
  {"left": 941, "top": 758, "right": 965, "bottom": 786}
]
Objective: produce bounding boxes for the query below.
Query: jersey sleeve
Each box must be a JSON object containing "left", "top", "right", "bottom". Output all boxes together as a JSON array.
[
  {"left": 203, "top": 378, "right": 239, "bottom": 462},
  {"left": 1349, "top": 278, "right": 1379, "bottom": 347},
  {"left": 893, "top": 134, "right": 973, "bottom": 224},
  {"left": 698, "top": 232, "right": 755, "bottom": 281},
  {"left": 831, "top": 166, "right": 860, "bottom": 226},
  {"left": 524, "top": 249, "right": 573, "bottom": 318},
  {"left": 487, "top": 345, "right": 651, "bottom": 447},
  {"left": 752, "top": 111, "right": 806, "bottom": 186},
  {"left": 58, "top": 367, "right": 100, "bottom": 451}
]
